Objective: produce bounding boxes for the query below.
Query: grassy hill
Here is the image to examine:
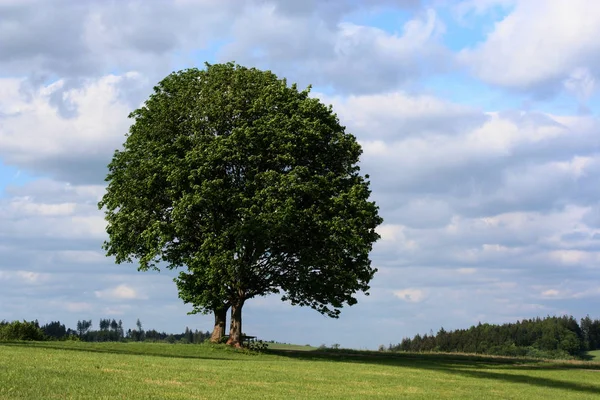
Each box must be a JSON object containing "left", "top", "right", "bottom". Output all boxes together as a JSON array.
[
  {"left": 588, "top": 350, "right": 600, "bottom": 361},
  {"left": 1, "top": 341, "right": 600, "bottom": 399}
]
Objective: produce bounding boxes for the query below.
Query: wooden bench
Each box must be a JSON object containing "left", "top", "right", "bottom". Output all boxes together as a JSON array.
[{"left": 221, "top": 335, "right": 257, "bottom": 347}]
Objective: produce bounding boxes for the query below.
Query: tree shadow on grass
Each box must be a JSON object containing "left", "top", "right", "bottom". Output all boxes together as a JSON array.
[
  {"left": 4, "top": 342, "right": 600, "bottom": 395},
  {"left": 268, "top": 348, "right": 535, "bottom": 367},
  {"left": 268, "top": 349, "right": 600, "bottom": 396},
  {"left": 0, "top": 341, "right": 249, "bottom": 362}
]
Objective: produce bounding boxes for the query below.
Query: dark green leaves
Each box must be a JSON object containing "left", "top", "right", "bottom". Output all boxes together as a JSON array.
[{"left": 99, "top": 62, "right": 382, "bottom": 317}]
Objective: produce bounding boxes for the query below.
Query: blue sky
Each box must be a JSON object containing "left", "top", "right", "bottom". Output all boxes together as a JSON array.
[{"left": 2, "top": 0, "right": 600, "bottom": 349}]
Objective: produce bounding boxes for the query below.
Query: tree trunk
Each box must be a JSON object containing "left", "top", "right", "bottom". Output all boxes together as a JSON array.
[
  {"left": 210, "top": 306, "right": 228, "bottom": 343},
  {"left": 226, "top": 298, "right": 245, "bottom": 348}
]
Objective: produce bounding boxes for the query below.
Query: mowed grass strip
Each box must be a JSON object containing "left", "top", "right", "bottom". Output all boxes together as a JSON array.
[
  {"left": 1, "top": 342, "right": 600, "bottom": 399},
  {"left": 588, "top": 350, "right": 600, "bottom": 361},
  {"left": 266, "top": 342, "right": 318, "bottom": 351}
]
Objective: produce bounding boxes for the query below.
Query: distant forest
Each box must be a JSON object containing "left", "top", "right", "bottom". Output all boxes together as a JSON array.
[
  {"left": 390, "top": 315, "right": 600, "bottom": 359},
  {"left": 0, "top": 318, "right": 210, "bottom": 344},
  {"left": 4, "top": 314, "right": 600, "bottom": 360}
]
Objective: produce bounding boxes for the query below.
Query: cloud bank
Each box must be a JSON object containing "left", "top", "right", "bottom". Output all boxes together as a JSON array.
[{"left": 0, "top": 0, "right": 599, "bottom": 349}]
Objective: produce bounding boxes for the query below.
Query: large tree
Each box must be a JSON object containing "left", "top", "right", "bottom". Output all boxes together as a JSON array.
[{"left": 99, "top": 62, "right": 382, "bottom": 347}]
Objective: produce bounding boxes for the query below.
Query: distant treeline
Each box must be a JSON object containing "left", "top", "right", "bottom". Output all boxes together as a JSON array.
[
  {"left": 390, "top": 315, "right": 600, "bottom": 359},
  {"left": 0, "top": 318, "right": 210, "bottom": 344}
]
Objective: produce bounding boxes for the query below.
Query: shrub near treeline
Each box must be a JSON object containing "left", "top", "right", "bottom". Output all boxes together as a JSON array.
[{"left": 0, "top": 320, "right": 46, "bottom": 341}]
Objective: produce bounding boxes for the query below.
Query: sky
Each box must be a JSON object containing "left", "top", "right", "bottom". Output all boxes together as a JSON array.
[{"left": 1, "top": 0, "right": 600, "bottom": 349}]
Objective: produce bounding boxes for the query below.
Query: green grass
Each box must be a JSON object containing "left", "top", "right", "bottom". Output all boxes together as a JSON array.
[
  {"left": 588, "top": 350, "right": 600, "bottom": 361},
  {"left": 266, "top": 342, "right": 318, "bottom": 351},
  {"left": 1, "top": 341, "right": 600, "bottom": 399}
]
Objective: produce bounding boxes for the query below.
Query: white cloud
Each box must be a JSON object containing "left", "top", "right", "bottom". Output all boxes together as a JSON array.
[
  {"left": 318, "top": 91, "right": 485, "bottom": 139},
  {"left": 0, "top": 74, "right": 137, "bottom": 183},
  {"left": 459, "top": 0, "right": 600, "bottom": 97},
  {"left": 457, "top": 268, "right": 477, "bottom": 275},
  {"left": 548, "top": 250, "right": 595, "bottom": 266},
  {"left": 564, "top": 67, "right": 596, "bottom": 103},
  {"left": 223, "top": 6, "right": 447, "bottom": 93},
  {"left": 4, "top": 179, "right": 106, "bottom": 204},
  {"left": 374, "top": 224, "right": 419, "bottom": 253},
  {"left": 52, "top": 250, "right": 107, "bottom": 265},
  {"left": 393, "top": 288, "right": 427, "bottom": 303},
  {"left": 376, "top": 224, "right": 404, "bottom": 243},
  {"left": 1, "top": 209, "right": 106, "bottom": 243},
  {"left": 541, "top": 289, "right": 560, "bottom": 297},
  {"left": 3, "top": 198, "right": 77, "bottom": 217},
  {"left": 101, "top": 305, "right": 132, "bottom": 316},
  {"left": 95, "top": 284, "right": 146, "bottom": 301},
  {"left": 0, "top": 0, "right": 240, "bottom": 79},
  {"left": 64, "top": 302, "right": 93, "bottom": 313},
  {"left": 348, "top": 98, "right": 600, "bottom": 220},
  {"left": 0, "top": 270, "right": 51, "bottom": 284}
]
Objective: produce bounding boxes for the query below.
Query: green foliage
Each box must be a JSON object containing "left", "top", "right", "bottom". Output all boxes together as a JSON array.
[
  {"left": 65, "top": 334, "right": 80, "bottom": 342},
  {"left": 40, "top": 321, "right": 68, "bottom": 339},
  {"left": 76, "top": 320, "right": 92, "bottom": 337},
  {"left": 580, "top": 315, "right": 600, "bottom": 350},
  {"left": 99, "top": 62, "right": 382, "bottom": 334},
  {"left": 248, "top": 340, "right": 269, "bottom": 352},
  {"left": 392, "top": 316, "right": 592, "bottom": 359},
  {"left": 35, "top": 317, "right": 209, "bottom": 344},
  {"left": 0, "top": 320, "right": 46, "bottom": 341}
]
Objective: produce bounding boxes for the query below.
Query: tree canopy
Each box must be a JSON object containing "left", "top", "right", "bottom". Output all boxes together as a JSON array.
[{"left": 99, "top": 62, "right": 382, "bottom": 346}]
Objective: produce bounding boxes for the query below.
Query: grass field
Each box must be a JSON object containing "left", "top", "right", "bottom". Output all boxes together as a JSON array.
[
  {"left": 1, "top": 341, "right": 600, "bottom": 399},
  {"left": 589, "top": 350, "right": 600, "bottom": 361},
  {"left": 265, "top": 342, "right": 318, "bottom": 351}
]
